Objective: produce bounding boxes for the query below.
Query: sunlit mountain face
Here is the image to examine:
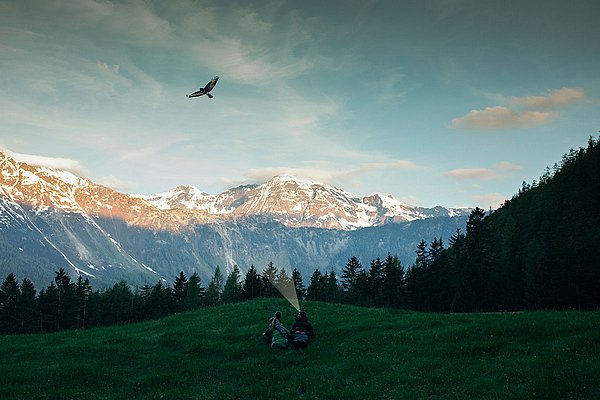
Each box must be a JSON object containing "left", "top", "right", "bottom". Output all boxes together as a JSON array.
[{"left": 0, "top": 151, "right": 468, "bottom": 288}]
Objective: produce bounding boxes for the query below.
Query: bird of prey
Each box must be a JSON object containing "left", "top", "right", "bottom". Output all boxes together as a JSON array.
[{"left": 187, "top": 76, "right": 219, "bottom": 99}]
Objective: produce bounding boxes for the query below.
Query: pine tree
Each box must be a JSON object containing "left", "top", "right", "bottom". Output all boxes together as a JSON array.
[
  {"left": 242, "top": 265, "right": 262, "bottom": 300},
  {"left": 341, "top": 256, "right": 363, "bottom": 305},
  {"left": 205, "top": 266, "right": 224, "bottom": 306},
  {"left": 368, "top": 257, "right": 385, "bottom": 306},
  {"left": 38, "top": 282, "right": 60, "bottom": 332},
  {"left": 148, "top": 280, "right": 172, "bottom": 318},
  {"left": 18, "top": 277, "right": 38, "bottom": 333},
  {"left": 382, "top": 253, "right": 404, "bottom": 308},
  {"left": 222, "top": 266, "right": 243, "bottom": 303},
  {"left": 306, "top": 270, "right": 324, "bottom": 301},
  {"left": 0, "top": 273, "right": 20, "bottom": 333},
  {"left": 415, "top": 239, "right": 429, "bottom": 268},
  {"left": 456, "top": 207, "right": 497, "bottom": 311},
  {"left": 429, "top": 237, "right": 444, "bottom": 262},
  {"left": 54, "top": 268, "right": 77, "bottom": 330},
  {"left": 325, "top": 269, "right": 340, "bottom": 303},
  {"left": 74, "top": 276, "right": 92, "bottom": 329},
  {"left": 291, "top": 268, "right": 306, "bottom": 300},
  {"left": 261, "top": 262, "right": 279, "bottom": 298},
  {"left": 185, "top": 272, "right": 205, "bottom": 310},
  {"left": 172, "top": 272, "right": 188, "bottom": 312}
]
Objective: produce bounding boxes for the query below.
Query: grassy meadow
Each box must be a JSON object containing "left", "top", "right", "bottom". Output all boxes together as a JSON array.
[{"left": 1, "top": 298, "right": 599, "bottom": 399}]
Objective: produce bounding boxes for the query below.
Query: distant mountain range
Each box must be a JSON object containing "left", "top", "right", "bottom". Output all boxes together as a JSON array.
[
  {"left": 0, "top": 151, "right": 470, "bottom": 288},
  {"left": 141, "top": 175, "right": 469, "bottom": 230}
]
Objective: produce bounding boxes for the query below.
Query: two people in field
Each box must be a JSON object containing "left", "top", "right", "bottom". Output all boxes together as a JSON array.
[{"left": 263, "top": 310, "right": 313, "bottom": 349}]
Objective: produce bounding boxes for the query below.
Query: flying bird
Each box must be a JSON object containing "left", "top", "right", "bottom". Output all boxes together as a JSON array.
[{"left": 187, "top": 76, "right": 219, "bottom": 99}]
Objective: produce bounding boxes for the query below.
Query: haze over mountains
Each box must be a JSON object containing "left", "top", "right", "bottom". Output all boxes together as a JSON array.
[{"left": 0, "top": 151, "right": 469, "bottom": 288}]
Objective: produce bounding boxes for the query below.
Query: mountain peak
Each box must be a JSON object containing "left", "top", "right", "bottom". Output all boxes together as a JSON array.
[{"left": 143, "top": 185, "right": 214, "bottom": 211}]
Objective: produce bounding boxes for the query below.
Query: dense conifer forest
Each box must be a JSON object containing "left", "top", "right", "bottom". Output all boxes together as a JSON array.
[{"left": 1, "top": 137, "right": 599, "bottom": 334}]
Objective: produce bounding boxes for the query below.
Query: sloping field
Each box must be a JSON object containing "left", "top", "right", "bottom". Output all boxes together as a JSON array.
[{"left": 1, "top": 299, "right": 599, "bottom": 399}]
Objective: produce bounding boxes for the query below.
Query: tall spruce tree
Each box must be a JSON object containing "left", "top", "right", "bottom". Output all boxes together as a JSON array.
[
  {"left": 18, "top": 277, "right": 38, "bottom": 333},
  {"left": 0, "top": 273, "right": 20, "bottom": 333},
  {"left": 341, "top": 256, "right": 363, "bottom": 305},
  {"left": 222, "top": 265, "right": 243, "bottom": 303},
  {"left": 325, "top": 269, "right": 341, "bottom": 303},
  {"left": 306, "top": 270, "right": 325, "bottom": 301},
  {"left": 242, "top": 265, "right": 262, "bottom": 300},
  {"left": 38, "top": 282, "right": 59, "bottom": 331},
  {"left": 185, "top": 272, "right": 205, "bottom": 309},
  {"left": 261, "top": 262, "right": 279, "bottom": 298},
  {"left": 382, "top": 253, "right": 404, "bottom": 308},
  {"left": 172, "top": 272, "right": 189, "bottom": 312},
  {"left": 368, "top": 257, "right": 385, "bottom": 306},
  {"left": 291, "top": 268, "right": 306, "bottom": 300},
  {"left": 205, "top": 266, "right": 224, "bottom": 306},
  {"left": 53, "top": 268, "right": 77, "bottom": 330},
  {"left": 456, "top": 207, "right": 496, "bottom": 311},
  {"left": 74, "top": 276, "right": 92, "bottom": 329}
]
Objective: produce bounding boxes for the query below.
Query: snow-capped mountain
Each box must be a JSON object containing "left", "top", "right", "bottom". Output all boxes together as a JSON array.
[
  {"left": 1, "top": 150, "right": 468, "bottom": 232},
  {"left": 143, "top": 175, "right": 471, "bottom": 230},
  {"left": 0, "top": 151, "right": 469, "bottom": 288}
]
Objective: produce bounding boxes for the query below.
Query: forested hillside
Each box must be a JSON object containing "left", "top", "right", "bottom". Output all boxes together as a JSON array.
[
  {"left": 491, "top": 136, "right": 600, "bottom": 310},
  {"left": 402, "top": 137, "right": 600, "bottom": 312}
]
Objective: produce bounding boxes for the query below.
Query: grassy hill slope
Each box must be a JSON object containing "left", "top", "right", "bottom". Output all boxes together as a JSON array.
[{"left": 1, "top": 299, "right": 599, "bottom": 399}]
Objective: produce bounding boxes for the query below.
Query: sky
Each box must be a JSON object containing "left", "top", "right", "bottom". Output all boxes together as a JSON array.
[{"left": 1, "top": 0, "right": 600, "bottom": 209}]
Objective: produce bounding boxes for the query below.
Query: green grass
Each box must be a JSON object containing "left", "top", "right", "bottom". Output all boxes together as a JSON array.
[{"left": 1, "top": 299, "right": 599, "bottom": 399}]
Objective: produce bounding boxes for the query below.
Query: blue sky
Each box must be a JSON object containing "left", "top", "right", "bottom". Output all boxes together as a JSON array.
[{"left": 1, "top": 0, "right": 599, "bottom": 208}]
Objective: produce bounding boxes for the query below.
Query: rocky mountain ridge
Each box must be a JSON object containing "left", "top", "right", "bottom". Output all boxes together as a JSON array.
[
  {"left": 0, "top": 151, "right": 469, "bottom": 288},
  {"left": 142, "top": 175, "right": 470, "bottom": 230}
]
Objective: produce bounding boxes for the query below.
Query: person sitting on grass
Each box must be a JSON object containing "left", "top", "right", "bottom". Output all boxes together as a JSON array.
[
  {"left": 263, "top": 311, "right": 289, "bottom": 349},
  {"left": 290, "top": 311, "right": 313, "bottom": 349}
]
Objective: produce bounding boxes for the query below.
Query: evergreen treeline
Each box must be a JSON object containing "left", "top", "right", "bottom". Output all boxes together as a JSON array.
[
  {"left": 376, "top": 136, "right": 600, "bottom": 312},
  {"left": 0, "top": 263, "right": 312, "bottom": 334},
  {"left": 2, "top": 138, "right": 599, "bottom": 334}
]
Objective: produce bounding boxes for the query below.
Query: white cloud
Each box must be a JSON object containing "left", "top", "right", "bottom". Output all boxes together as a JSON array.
[
  {"left": 451, "top": 87, "right": 584, "bottom": 131},
  {"left": 450, "top": 106, "right": 551, "bottom": 130},
  {"left": 445, "top": 168, "right": 495, "bottom": 180},
  {"left": 509, "top": 87, "right": 584, "bottom": 110},
  {"left": 445, "top": 161, "right": 522, "bottom": 181},
  {"left": 3, "top": 149, "right": 87, "bottom": 176}
]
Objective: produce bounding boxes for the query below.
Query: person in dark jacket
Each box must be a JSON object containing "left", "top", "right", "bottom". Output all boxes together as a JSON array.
[{"left": 290, "top": 311, "right": 313, "bottom": 349}]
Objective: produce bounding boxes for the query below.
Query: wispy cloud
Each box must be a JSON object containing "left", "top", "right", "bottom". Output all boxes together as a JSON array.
[
  {"left": 3, "top": 148, "right": 87, "bottom": 176},
  {"left": 495, "top": 161, "right": 522, "bottom": 171},
  {"left": 509, "top": 87, "right": 584, "bottom": 110},
  {"left": 472, "top": 192, "right": 507, "bottom": 209},
  {"left": 451, "top": 87, "right": 584, "bottom": 130},
  {"left": 445, "top": 167, "right": 495, "bottom": 180},
  {"left": 236, "top": 159, "right": 417, "bottom": 189},
  {"left": 445, "top": 161, "right": 522, "bottom": 180},
  {"left": 365, "top": 71, "right": 408, "bottom": 105},
  {"left": 96, "top": 175, "right": 135, "bottom": 192}
]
